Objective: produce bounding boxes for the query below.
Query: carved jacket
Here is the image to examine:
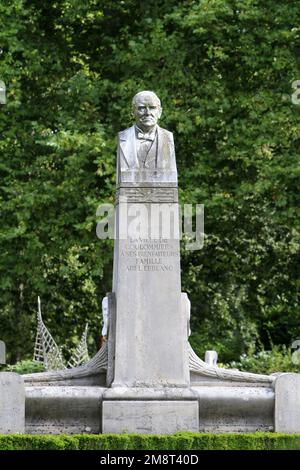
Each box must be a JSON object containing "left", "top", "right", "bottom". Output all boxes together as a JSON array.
[{"left": 117, "top": 125, "right": 177, "bottom": 173}]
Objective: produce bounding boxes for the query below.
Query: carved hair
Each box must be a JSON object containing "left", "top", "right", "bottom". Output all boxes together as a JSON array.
[{"left": 132, "top": 91, "right": 161, "bottom": 111}]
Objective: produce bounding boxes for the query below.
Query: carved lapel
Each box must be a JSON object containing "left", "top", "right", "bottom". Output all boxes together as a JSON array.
[
  {"left": 119, "top": 126, "right": 139, "bottom": 169},
  {"left": 156, "top": 126, "right": 166, "bottom": 169}
]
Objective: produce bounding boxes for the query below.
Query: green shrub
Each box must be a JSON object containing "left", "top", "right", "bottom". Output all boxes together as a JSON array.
[
  {"left": 1, "top": 359, "right": 44, "bottom": 375},
  {"left": 0, "top": 433, "right": 300, "bottom": 450},
  {"left": 228, "top": 345, "right": 300, "bottom": 375}
]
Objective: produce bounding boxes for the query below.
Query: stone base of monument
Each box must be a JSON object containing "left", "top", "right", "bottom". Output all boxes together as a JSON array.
[
  {"left": 103, "top": 401, "right": 199, "bottom": 434},
  {"left": 23, "top": 382, "right": 277, "bottom": 434},
  {"left": 22, "top": 343, "right": 282, "bottom": 434},
  {"left": 22, "top": 342, "right": 300, "bottom": 434},
  {"left": 102, "top": 387, "right": 199, "bottom": 434},
  {"left": 23, "top": 366, "right": 300, "bottom": 434},
  {"left": 0, "top": 372, "right": 25, "bottom": 434}
]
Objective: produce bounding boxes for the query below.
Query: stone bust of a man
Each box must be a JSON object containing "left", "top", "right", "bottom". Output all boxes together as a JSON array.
[{"left": 117, "top": 91, "right": 177, "bottom": 183}]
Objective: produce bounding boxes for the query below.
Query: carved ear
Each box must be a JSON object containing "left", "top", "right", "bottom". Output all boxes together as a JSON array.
[{"left": 158, "top": 107, "right": 162, "bottom": 119}]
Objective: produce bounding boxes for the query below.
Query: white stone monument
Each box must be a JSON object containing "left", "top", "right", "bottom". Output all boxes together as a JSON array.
[
  {"left": 102, "top": 91, "right": 199, "bottom": 433},
  {"left": 23, "top": 91, "right": 295, "bottom": 435}
]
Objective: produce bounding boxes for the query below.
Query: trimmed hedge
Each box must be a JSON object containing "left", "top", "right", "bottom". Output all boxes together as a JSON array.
[{"left": 0, "top": 433, "right": 300, "bottom": 450}]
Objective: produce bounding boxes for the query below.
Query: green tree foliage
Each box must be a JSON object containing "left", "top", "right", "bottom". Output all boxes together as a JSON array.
[{"left": 0, "top": 0, "right": 299, "bottom": 362}]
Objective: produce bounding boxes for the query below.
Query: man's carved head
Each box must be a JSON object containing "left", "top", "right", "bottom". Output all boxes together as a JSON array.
[{"left": 132, "top": 91, "right": 162, "bottom": 132}]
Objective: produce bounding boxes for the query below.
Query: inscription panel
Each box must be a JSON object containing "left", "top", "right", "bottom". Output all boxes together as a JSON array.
[
  {"left": 117, "top": 187, "right": 178, "bottom": 203},
  {"left": 121, "top": 238, "right": 180, "bottom": 272}
]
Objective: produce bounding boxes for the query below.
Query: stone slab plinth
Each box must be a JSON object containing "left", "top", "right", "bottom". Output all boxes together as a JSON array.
[
  {"left": 0, "top": 372, "right": 25, "bottom": 434},
  {"left": 102, "top": 400, "right": 199, "bottom": 434}
]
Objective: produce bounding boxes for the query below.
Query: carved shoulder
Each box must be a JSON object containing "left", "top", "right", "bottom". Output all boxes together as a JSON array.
[
  {"left": 158, "top": 127, "right": 174, "bottom": 144},
  {"left": 118, "top": 126, "right": 134, "bottom": 141}
]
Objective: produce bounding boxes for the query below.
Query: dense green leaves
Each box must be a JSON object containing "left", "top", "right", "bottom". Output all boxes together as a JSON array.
[
  {"left": 0, "top": 0, "right": 299, "bottom": 362},
  {"left": 1, "top": 432, "right": 300, "bottom": 450}
]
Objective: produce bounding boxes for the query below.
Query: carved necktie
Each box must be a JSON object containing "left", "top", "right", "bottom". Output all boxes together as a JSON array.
[{"left": 136, "top": 130, "right": 156, "bottom": 167}]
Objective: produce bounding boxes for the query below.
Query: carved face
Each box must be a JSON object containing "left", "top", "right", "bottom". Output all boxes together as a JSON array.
[{"left": 133, "top": 93, "right": 162, "bottom": 132}]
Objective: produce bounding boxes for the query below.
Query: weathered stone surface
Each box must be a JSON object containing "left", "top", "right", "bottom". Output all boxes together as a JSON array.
[
  {"left": 0, "top": 372, "right": 25, "bottom": 434},
  {"left": 275, "top": 373, "right": 300, "bottom": 433},
  {"left": 194, "top": 386, "right": 274, "bottom": 432},
  {"left": 24, "top": 384, "right": 278, "bottom": 434},
  {"left": 103, "top": 386, "right": 198, "bottom": 401},
  {"left": 118, "top": 169, "right": 178, "bottom": 184},
  {"left": 102, "top": 400, "right": 199, "bottom": 434},
  {"left": 117, "top": 185, "right": 178, "bottom": 203},
  {"left": 106, "top": 292, "right": 116, "bottom": 387},
  {"left": 25, "top": 386, "right": 106, "bottom": 434},
  {"left": 112, "top": 204, "right": 189, "bottom": 387}
]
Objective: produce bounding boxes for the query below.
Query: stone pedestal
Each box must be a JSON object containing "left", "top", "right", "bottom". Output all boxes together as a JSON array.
[
  {"left": 103, "top": 400, "right": 199, "bottom": 434},
  {"left": 102, "top": 387, "right": 198, "bottom": 434},
  {"left": 111, "top": 181, "right": 189, "bottom": 388},
  {"left": 0, "top": 372, "right": 25, "bottom": 434},
  {"left": 275, "top": 373, "right": 300, "bottom": 433},
  {"left": 103, "top": 166, "right": 194, "bottom": 432}
]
